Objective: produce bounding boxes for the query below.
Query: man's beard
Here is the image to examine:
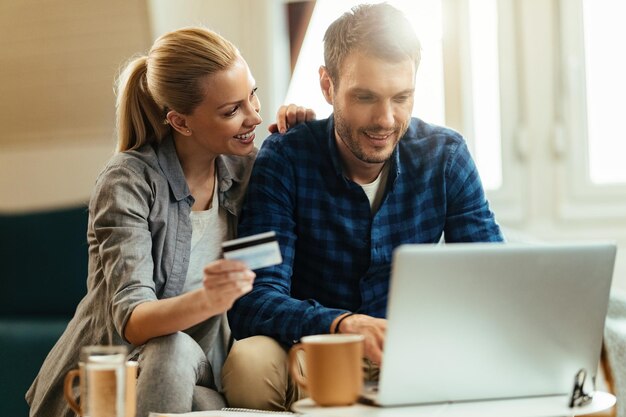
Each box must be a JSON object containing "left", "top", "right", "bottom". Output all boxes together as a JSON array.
[{"left": 334, "top": 106, "right": 407, "bottom": 164}]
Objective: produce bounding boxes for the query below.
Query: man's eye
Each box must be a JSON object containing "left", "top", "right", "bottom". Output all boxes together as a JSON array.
[
  {"left": 394, "top": 96, "right": 410, "bottom": 103},
  {"left": 357, "top": 96, "right": 374, "bottom": 102}
]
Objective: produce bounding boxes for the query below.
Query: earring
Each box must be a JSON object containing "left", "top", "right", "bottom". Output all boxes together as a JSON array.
[{"left": 186, "top": 130, "right": 191, "bottom": 134}]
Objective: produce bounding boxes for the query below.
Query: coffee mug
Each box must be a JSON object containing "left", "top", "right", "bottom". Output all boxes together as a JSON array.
[
  {"left": 288, "top": 334, "right": 364, "bottom": 406},
  {"left": 64, "top": 345, "right": 137, "bottom": 417}
]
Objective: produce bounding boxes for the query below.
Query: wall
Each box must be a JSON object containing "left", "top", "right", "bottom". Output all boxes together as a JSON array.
[{"left": 0, "top": 0, "right": 151, "bottom": 211}]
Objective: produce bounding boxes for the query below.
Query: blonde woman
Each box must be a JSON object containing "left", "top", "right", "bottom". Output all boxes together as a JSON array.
[{"left": 26, "top": 27, "right": 313, "bottom": 417}]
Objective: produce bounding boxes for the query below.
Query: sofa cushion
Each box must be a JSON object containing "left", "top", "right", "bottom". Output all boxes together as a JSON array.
[
  {"left": 0, "top": 317, "right": 69, "bottom": 416},
  {"left": 0, "top": 206, "right": 88, "bottom": 316}
]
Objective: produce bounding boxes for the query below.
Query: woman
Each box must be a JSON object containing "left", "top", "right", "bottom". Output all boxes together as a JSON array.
[{"left": 26, "top": 27, "right": 313, "bottom": 417}]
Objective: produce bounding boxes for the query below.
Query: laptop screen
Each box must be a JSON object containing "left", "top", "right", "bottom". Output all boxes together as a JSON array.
[{"left": 376, "top": 242, "right": 616, "bottom": 406}]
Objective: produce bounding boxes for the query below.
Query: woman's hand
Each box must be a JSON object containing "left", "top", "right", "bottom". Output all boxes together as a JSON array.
[
  {"left": 202, "top": 259, "right": 255, "bottom": 314},
  {"left": 268, "top": 104, "right": 316, "bottom": 134}
]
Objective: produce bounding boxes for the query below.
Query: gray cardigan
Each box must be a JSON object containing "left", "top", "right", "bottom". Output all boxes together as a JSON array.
[{"left": 26, "top": 135, "right": 255, "bottom": 417}]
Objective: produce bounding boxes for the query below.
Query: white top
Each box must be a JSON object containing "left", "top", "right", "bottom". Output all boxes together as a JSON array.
[
  {"left": 183, "top": 178, "right": 228, "bottom": 293},
  {"left": 359, "top": 163, "right": 389, "bottom": 214}
]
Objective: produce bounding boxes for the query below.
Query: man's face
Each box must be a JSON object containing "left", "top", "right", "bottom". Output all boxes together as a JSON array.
[{"left": 321, "top": 51, "right": 416, "bottom": 165}]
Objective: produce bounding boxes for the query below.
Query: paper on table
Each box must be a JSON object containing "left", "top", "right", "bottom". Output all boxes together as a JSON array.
[{"left": 149, "top": 408, "right": 297, "bottom": 417}]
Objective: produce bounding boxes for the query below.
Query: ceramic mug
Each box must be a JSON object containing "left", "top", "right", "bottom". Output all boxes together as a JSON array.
[
  {"left": 288, "top": 334, "right": 364, "bottom": 406},
  {"left": 63, "top": 345, "right": 136, "bottom": 417}
]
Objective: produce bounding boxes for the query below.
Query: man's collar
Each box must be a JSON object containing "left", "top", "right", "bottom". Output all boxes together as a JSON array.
[{"left": 326, "top": 115, "right": 345, "bottom": 178}]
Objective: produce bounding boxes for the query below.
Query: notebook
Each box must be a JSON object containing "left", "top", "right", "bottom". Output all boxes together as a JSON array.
[{"left": 362, "top": 242, "right": 616, "bottom": 407}]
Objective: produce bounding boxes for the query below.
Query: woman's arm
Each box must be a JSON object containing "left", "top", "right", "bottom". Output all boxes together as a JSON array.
[
  {"left": 124, "top": 259, "right": 254, "bottom": 346},
  {"left": 91, "top": 162, "right": 254, "bottom": 347}
]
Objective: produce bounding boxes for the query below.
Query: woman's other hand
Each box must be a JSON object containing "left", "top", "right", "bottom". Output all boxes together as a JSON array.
[{"left": 268, "top": 104, "right": 316, "bottom": 134}]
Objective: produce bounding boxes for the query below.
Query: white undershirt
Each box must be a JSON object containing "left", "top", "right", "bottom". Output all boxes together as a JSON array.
[
  {"left": 183, "top": 177, "right": 228, "bottom": 293},
  {"left": 359, "top": 163, "right": 390, "bottom": 215}
]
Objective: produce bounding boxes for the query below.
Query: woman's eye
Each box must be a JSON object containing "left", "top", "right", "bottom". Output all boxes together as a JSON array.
[
  {"left": 251, "top": 87, "right": 258, "bottom": 97},
  {"left": 226, "top": 106, "right": 239, "bottom": 117}
]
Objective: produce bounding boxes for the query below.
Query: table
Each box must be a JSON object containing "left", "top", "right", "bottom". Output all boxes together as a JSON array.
[{"left": 292, "top": 391, "right": 616, "bottom": 417}]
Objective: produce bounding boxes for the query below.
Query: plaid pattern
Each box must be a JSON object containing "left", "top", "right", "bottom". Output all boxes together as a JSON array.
[{"left": 228, "top": 116, "right": 503, "bottom": 345}]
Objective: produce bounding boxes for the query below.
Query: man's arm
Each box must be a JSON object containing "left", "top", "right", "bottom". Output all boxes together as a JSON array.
[
  {"left": 228, "top": 135, "right": 347, "bottom": 345},
  {"left": 443, "top": 140, "right": 503, "bottom": 242}
]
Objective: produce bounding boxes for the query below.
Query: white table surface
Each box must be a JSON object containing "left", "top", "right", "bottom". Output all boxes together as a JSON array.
[{"left": 292, "top": 391, "right": 616, "bottom": 417}]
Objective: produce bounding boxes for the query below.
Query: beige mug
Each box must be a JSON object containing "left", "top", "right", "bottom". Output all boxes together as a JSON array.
[
  {"left": 63, "top": 346, "right": 137, "bottom": 417},
  {"left": 289, "top": 334, "right": 364, "bottom": 406}
]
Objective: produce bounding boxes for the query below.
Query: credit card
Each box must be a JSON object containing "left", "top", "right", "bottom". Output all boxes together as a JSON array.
[{"left": 221, "top": 231, "right": 283, "bottom": 270}]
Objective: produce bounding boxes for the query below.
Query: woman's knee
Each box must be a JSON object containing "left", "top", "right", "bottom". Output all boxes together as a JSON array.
[
  {"left": 192, "top": 385, "right": 226, "bottom": 411},
  {"left": 139, "top": 332, "right": 207, "bottom": 380},
  {"left": 142, "top": 332, "right": 203, "bottom": 362}
]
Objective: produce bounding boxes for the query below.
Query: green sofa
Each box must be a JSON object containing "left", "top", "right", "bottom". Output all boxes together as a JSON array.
[{"left": 0, "top": 206, "right": 88, "bottom": 416}]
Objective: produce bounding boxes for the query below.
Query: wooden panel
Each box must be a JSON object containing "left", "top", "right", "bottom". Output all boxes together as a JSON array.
[{"left": 0, "top": 0, "right": 151, "bottom": 146}]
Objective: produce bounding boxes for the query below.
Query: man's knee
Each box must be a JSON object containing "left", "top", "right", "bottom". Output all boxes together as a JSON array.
[{"left": 222, "top": 336, "right": 293, "bottom": 410}]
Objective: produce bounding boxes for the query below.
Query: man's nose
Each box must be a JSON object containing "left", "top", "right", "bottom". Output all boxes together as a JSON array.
[{"left": 373, "top": 100, "right": 395, "bottom": 128}]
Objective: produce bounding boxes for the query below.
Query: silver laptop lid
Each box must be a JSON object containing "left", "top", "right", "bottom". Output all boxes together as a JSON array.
[{"left": 377, "top": 242, "right": 616, "bottom": 406}]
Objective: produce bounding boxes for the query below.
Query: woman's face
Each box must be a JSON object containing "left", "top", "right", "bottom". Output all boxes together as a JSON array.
[{"left": 179, "top": 55, "right": 263, "bottom": 157}]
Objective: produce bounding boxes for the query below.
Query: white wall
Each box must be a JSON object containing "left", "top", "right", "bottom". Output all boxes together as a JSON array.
[{"left": 0, "top": 141, "right": 114, "bottom": 211}]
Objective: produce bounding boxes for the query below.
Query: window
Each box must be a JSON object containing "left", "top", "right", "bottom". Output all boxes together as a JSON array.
[
  {"left": 466, "top": 0, "right": 502, "bottom": 190},
  {"left": 559, "top": 0, "right": 626, "bottom": 219},
  {"left": 581, "top": 0, "right": 626, "bottom": 185}
]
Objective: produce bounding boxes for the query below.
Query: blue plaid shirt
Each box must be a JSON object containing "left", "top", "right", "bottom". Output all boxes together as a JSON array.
[{"left": 228, "top": 116, "right": 503, "bottom": 345}]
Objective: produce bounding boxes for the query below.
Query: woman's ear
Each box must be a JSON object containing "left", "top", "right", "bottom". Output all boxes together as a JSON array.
[
  {"left": 319, "top": 66, "right": 334, "bottom": 105},
  {"left": 166, "top": 110, "right": 192, "bottom": 136}
]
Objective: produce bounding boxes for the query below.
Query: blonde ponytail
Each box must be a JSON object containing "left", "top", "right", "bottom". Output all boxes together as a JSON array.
[{"left": 115, "top": 56, "right": 169, "bottom": 152}]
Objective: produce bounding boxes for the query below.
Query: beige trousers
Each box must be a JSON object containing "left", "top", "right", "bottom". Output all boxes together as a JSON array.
[
  {"left": 221, "top": 335, "right": 305, "bottom": 411},
  {"left": 221, "top": 335, "right": 381, "bottom": 411}
]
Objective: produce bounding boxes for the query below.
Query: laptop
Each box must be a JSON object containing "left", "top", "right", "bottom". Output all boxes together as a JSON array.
[{"left": 362, "top": 242, "right": 616, "bottom": 407}]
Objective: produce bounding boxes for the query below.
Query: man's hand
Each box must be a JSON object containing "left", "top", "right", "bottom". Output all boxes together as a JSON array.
[
  {"left": 202, "top": 259, "right": 255, "bottom": 314},
  {"left": 332, "top": 313, "right": 387, "bottom": 365},
  {"left": 268, "top": 104, "right": 316, "bottom": 134}
]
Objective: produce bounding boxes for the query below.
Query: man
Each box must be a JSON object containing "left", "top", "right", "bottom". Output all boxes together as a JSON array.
[{"left": 223, "top": 3, "right": 503, "bottom": 411}]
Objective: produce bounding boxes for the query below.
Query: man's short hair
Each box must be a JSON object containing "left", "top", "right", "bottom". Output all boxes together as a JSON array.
[{"left": 323, "top": 3, "right": 422, "bottom": 85}]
